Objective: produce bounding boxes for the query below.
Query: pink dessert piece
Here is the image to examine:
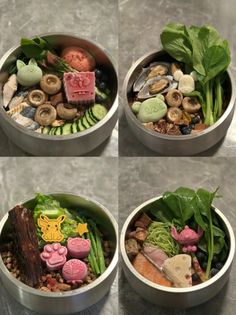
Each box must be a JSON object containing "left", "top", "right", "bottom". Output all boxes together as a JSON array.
[
  {"left": 40, "top": 243, "right": 68, "bottom": 271},
  {"left": 67, "top": 237, "right": 91, "bottom": 259},
  {"left": 62, "top": 259, "right": 88, "bottom": 284},
  {"left": 63, "top": 72, "right": 95, "bottom": 105}
]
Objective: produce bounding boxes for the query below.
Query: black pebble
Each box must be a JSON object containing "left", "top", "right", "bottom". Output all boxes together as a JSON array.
[
  {"left": 212, "top": 255, "right": 219, "bottom": 264},
  {"left": 215, "top": 262, "right": 224, "bottom": 270},
  {"left": 95, "top": 94, "right": 104, "bottom": 103},
  {"left": 181, "top": 125, "right": 192, "bottom": 135},
  {"left": 191, "top": 116, "right": 201, "bottom": 124},
  {"left": 196, "top": 251, "right": 207, "bottom": 263},
  {"left": 210, "top": 268, "right": 219, "bottom": 277},
  {"left": 192, "top": 273, "right": 200, "bottom": 282},
  {"left": 95, "top": 69, "right": 103, "bottom": 78},
  {"left": 99, "top": 81, "right": 107, "bottom": 92}
]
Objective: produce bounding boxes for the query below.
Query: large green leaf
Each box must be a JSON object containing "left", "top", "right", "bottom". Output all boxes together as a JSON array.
[
  {"left": 160, "top": 23, "right": 193, "bottom": 65},
  {"left": 162, "top": 187, "right": 195, "bottom": 225}
]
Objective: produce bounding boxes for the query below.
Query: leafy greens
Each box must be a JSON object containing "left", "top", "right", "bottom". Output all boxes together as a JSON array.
[
  {"left": 149, "top": 187, "right": 227, "bottom": 279},
  {"left": 160, "top": 24, "right": 231, "bottom": 126}
]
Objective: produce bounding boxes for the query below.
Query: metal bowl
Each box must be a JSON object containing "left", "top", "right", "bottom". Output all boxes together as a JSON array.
[
  {"left": 123, "top": 50, "right": 236, "bottom": 156},
  {"left": 0, "top": 193, "right": 118, "bottom": 314},
  {"left": 0, "top": 33, "right": 118, "bottom": 156},
  {"left": 120, "top": 196, "right": 235, "bottom": 308}
]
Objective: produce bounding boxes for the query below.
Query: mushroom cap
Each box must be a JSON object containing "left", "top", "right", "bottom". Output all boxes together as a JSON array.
[
  {"left": 165, "top": 89, "right": 183, "bottom": 107},
  {"left": 57, "top": 103, "right": 77, "bottom": 120},
  {"left": 182, "top": 97, "right": 201, "bottom": 114},
  {"left": 40, "top": 74, "right": 62, "bottom": 95},
  {"left": 166, "top": 107, "right": 183, "bottom": 123},
  {"left": 28, "top": 89, "right": 47, "bottom": 107},
  {"left": 34, "top": 103, "right": 57, "bottom": 126}
]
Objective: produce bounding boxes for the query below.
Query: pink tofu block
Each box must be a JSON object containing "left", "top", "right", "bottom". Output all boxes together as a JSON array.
[
  {"left": 67, "top": 237, "right": 91, "bottom": 259},
  {"left": 62, "top": 259, "right": 88, "bottom": 284},
  {"left": 63, "top": 72, "right": 95, "bottom": 105},
  {"left": 40, "top": 243, "right": 68, "bottom": 271}
]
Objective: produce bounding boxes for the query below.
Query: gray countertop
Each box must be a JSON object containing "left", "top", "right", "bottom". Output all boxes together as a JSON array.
[
  {"left": 0, "top": 157, "right": 118, "bottom": 315},
  {"left": 119, "top": 157, "right": 236, "bottom": 314},
  {"left": 119, "top": 0, "right": 236, "bottom": 156},
  {"left": 0, "top": 0, "right": 118, "bottom": 156}
]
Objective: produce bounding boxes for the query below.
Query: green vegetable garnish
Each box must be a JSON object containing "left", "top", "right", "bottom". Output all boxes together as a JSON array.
[
  {"left": 161, "top": 24, "right": 231, "bottom": 125},
  {"left": 148, "top": 187, "right": 227, "bottom": 279},
  {"left": 145, "top": 222, "right": 180, "bottom": 257}
]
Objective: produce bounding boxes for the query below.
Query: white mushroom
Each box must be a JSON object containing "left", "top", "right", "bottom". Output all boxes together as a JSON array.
[
  {"left": 178, "top": 75, "right": 195, "bottom": 94},
  {"left": 173, "top": 69, "right": 184, "bottom": 81}
]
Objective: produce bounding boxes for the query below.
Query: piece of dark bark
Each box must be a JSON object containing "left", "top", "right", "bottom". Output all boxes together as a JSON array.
[{"left": 9, "top": 205, "right": 42, "bottom": 287}]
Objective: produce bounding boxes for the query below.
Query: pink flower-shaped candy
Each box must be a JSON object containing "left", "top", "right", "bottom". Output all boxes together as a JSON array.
[
  {"left": 67, "top": 237, "right": 91, "bottom": 259},
  {"left": 40, "top": 243, "right": 67, "bottom": 271},
  {"left": 62, "top": 259, "right": 88, "bottom": 284}
]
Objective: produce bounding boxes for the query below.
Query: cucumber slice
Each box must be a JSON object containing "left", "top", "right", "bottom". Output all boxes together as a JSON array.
[
  {"left": 85, "top": 111, "right": 96, "bottom": 126},
  {"left": 62, "top": 123, "right": 72, "bottom": 135},
  {"left": 49, "top": 127, "right": 56, "bottom": 135},
  {"left": 91, "top": 104, "right": 108, "bottom": 121},
  {"left": 82, "top": 116, "right": 91, "bottom": 129},
  {"left": 88, "top": 108, "right": 99, "bottom": 123},
  {"left": 42, "top": 126, "right": 51, "bottom": 135},
  {"left": 55, "top": 127, "right": 62, "bottom": 136},
  {"left": 95, "top": 86, "right": 108, "bottom": 100},
  {"left": 78, "top": 119, "right": 85, "bottom": 131},
  {"left": 71, "top": 122, "right": 78, "bottom": 134}
]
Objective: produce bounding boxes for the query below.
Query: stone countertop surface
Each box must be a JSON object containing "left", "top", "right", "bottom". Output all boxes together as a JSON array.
[
  {"left": 119, "top": 0, "right": 236, "bottom": 156},
  {"left": 119, "top": 157, "right": 236, "bottom": 314},
  {"left": 0, "top": 0, "right": 118, "bottom": 156},
  {"left": 0, "top": 157, "right": 118, "bottom": 315}
]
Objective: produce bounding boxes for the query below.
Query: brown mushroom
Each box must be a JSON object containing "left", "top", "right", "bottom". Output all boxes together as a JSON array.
[
  {"left": 40, "top": 74, "right": 62, "bottom": 95},
  {"left": 182, "top": 97, "right": 201, "bottom": 114},
  {"left": 165, "top": 89, "right": 183, "bottom": 107},
  {"left": 166, "top": 107, "right": 183, "bottom": 123},
  {"left": 148, "top": 78, "right": 169, "bottom": 94},
  {"left": 57, "top": 103, "right": 77, "bottom": 120},
  {"left": 27, "top": 89, "right": 47, "bottom": 107},
  {"left": 34, "top": 103, "right": 57, "bottom": 126}
]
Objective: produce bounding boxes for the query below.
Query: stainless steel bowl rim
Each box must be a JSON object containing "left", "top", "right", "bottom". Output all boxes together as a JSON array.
[
  {"left": 120, "top": 195, "right": 235, "bottom": 293},
  {"left": 123, "top": 49, "right": 236, "bottom": 141},
  {"left": 0, "top": 32, "right": 118, "bottom": 140},
  {"left": 0, "top": 191, "right": 118, "bottom": 298}
]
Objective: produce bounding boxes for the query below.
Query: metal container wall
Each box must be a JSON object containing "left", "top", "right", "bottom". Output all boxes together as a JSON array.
[
  {"left": 120, "top": 196, "right": 235, "bottom": 308},
  {"left": 0, "top": 34, "right": 118, "bottom": 156},
  {"left": 0, "top": 193, "right": 118, "bottom": 314},
  {"left": 123, "top": 51, "right": 236, "bottom": 156}
]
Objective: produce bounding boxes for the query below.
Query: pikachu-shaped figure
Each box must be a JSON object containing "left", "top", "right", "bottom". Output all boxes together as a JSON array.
[{"left": 38, "top": 214, "right": 66, "bottom": 242}]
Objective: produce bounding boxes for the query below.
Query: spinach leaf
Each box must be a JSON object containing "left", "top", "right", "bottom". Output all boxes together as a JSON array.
[
  {"left": 162, "top": 187, "right": 195, "bottom": 225},
  {"left": 21, "top": 37, "right": 50, "bottom": 59},
  {"left": 160, "top": 23, "right": 193, "bottom": 66}
]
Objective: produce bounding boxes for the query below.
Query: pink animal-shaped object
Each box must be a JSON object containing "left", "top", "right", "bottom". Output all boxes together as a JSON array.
[
  {"left": 67, "top": 237, "right": 91, "bottom": 259},
  {"left": 40, "top": 243, "right": 67, "bottom": 271},
  {"left": 62, "top": 259, "right": 88, "bottom": 284},
  {"left": 171, "top": 225, "right": 204, "bottom": 253}
]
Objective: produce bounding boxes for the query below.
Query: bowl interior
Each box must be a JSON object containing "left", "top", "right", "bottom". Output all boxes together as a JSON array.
[
  {"left": 124, "top": 50, "right": 233, "bottom": 139},
  {"left": 0, "top": 34, "right": 118, "bottom": 137},
  {"left": 121, "top": 196, "right": 235, "bottom": 293},
  {"left": 0, "top": 193, "right": 117, "bottom": 294}
]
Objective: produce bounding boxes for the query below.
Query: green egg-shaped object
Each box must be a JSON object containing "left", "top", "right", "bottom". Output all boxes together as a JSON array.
[
  {"left": 17, "top": 65, "right": 43, "bottom": 87},
  {"left": 137, "top": 96, "right": 167, "bottom": 123},
  {"left": 131, "top": 101, "right": 142, "bottom": 114}
]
